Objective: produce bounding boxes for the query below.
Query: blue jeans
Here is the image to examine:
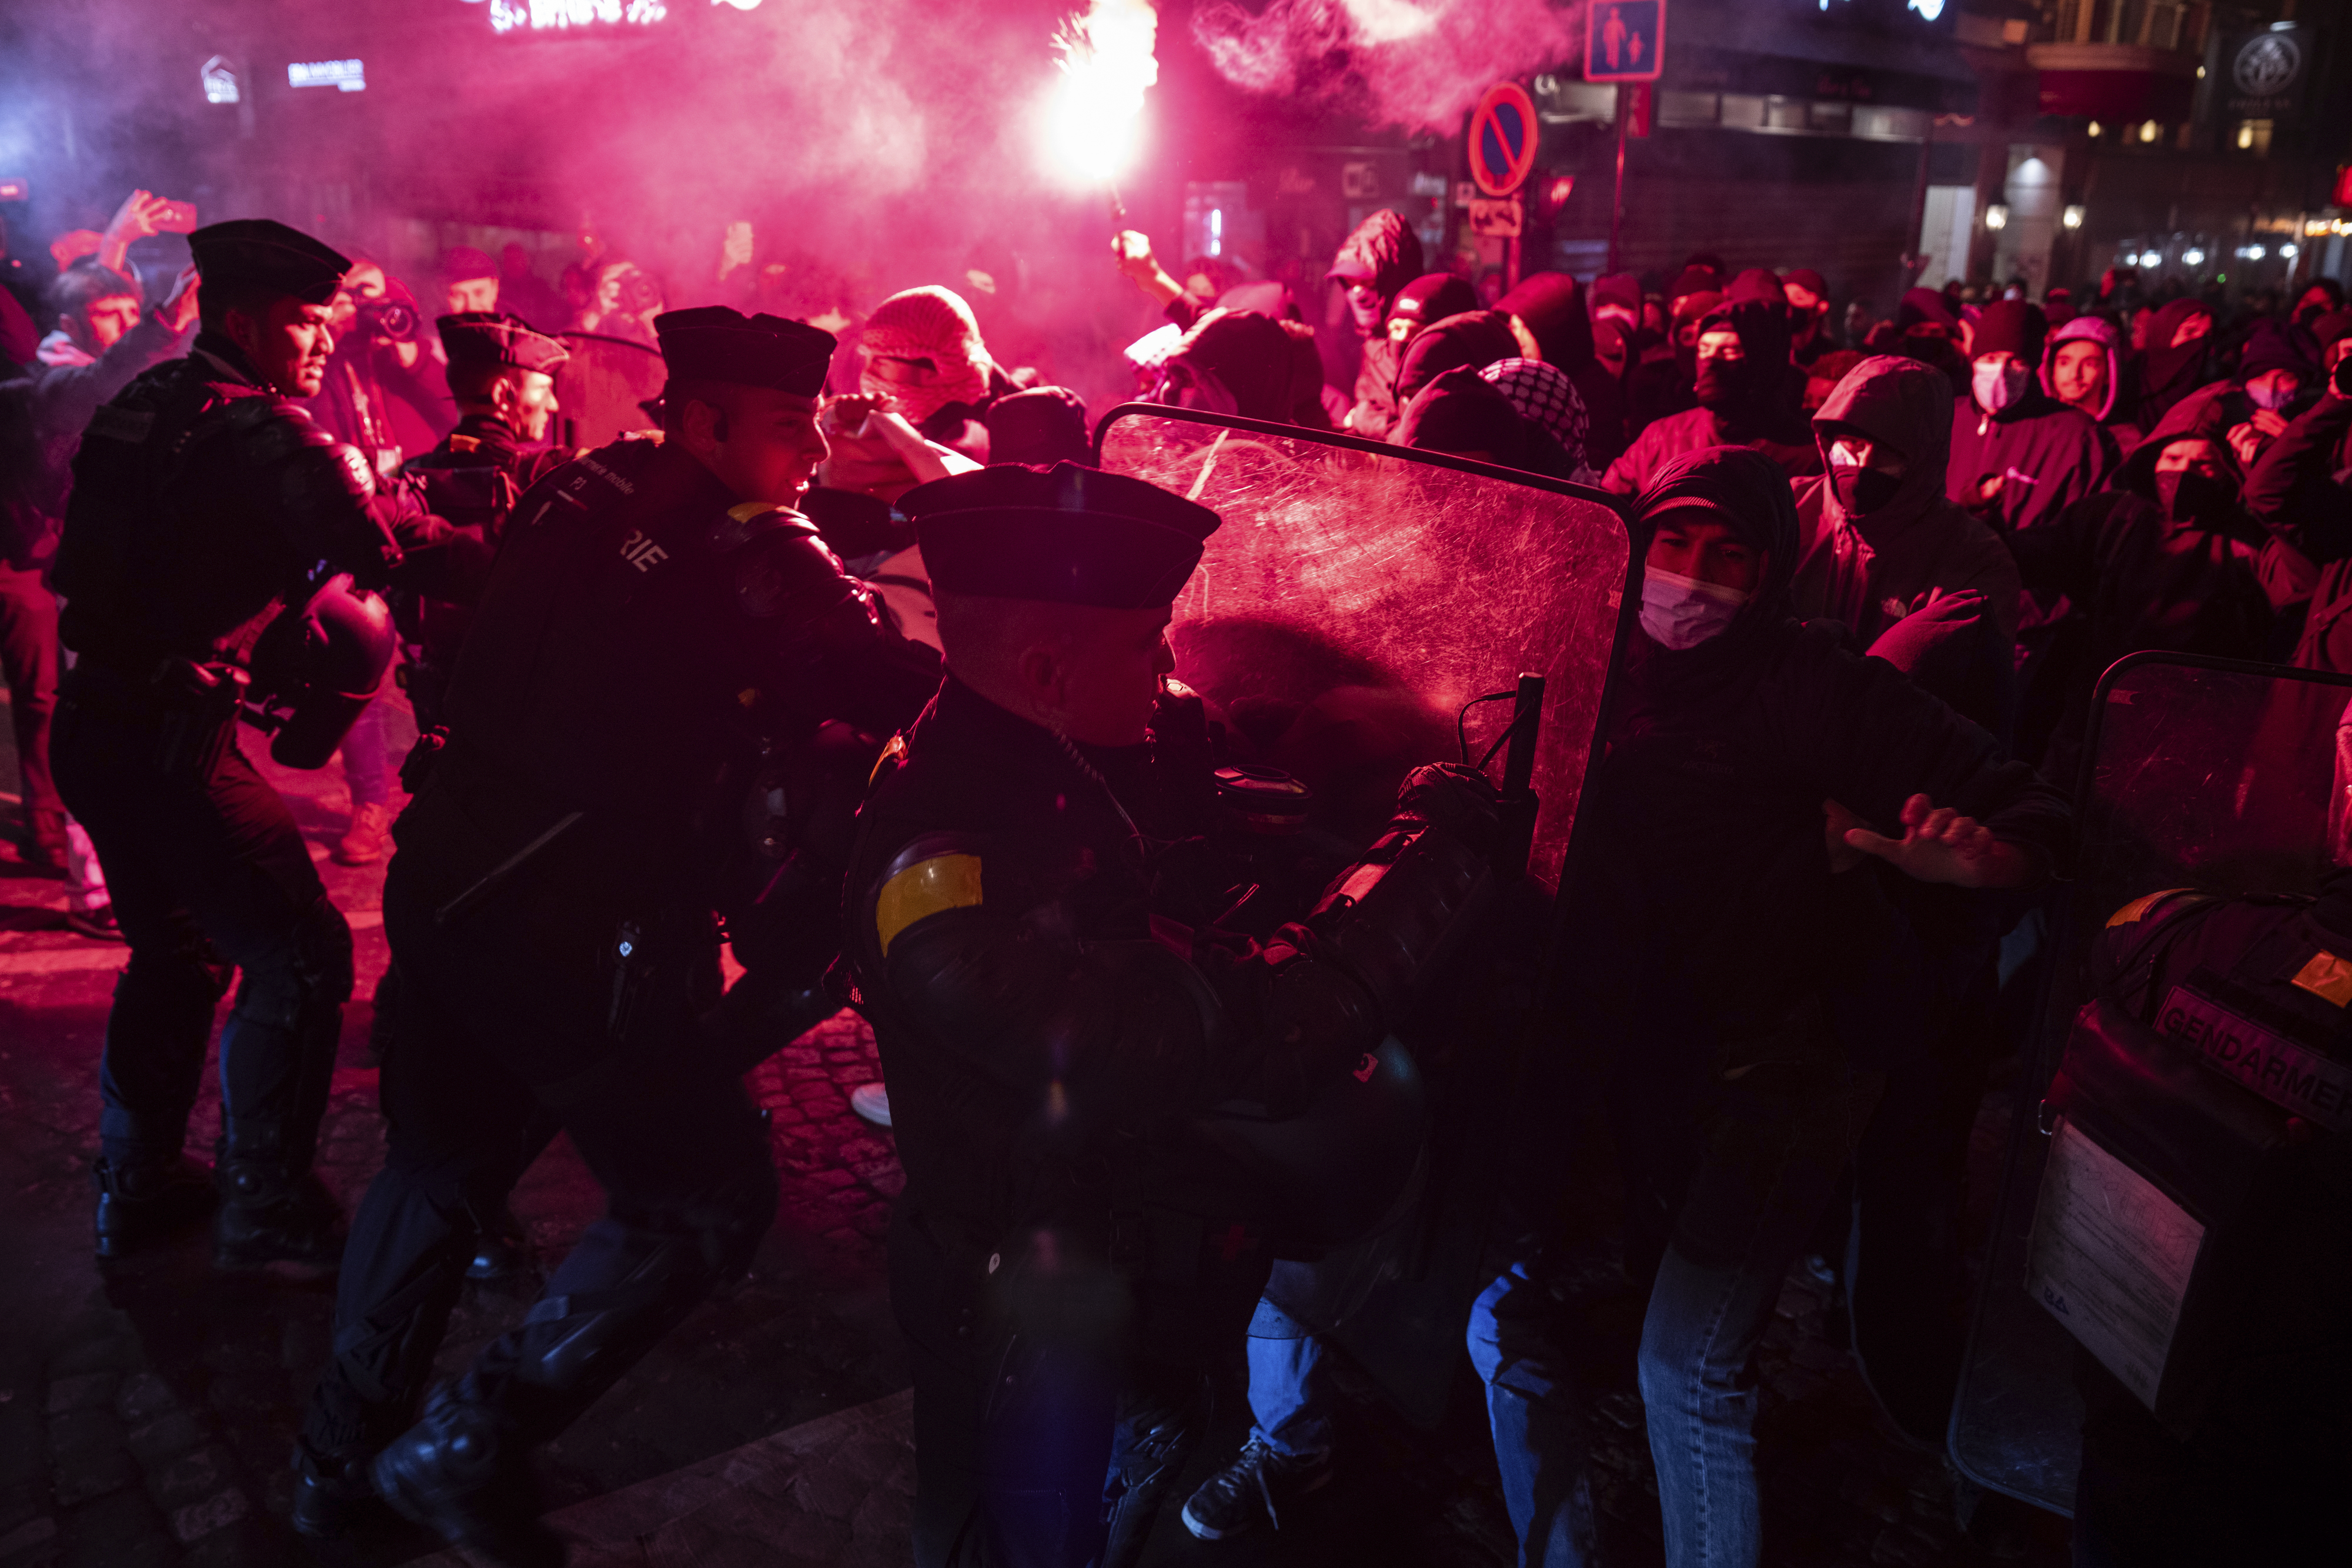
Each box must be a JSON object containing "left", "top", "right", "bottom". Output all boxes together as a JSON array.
[
  {"left": 1476, "top": 1057, "right": 1885, "bottom": 1568},
  {"left": 1242, "top": 1296, "right": 1334, "bottom": 1459},
  {"left": 1467, "top": 1255, "right": 1597, "bottom": 1568}
]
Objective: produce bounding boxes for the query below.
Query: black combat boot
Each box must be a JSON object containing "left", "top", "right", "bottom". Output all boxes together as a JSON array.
[
  {"left": 288, "top": 1442, "right": 378, "bottom": 1539},
  {"left": 370, "top": 1387, "right": 560, "bottom": 1568},
  {"left": 465, "top": 1204, "right": 529, "bottom": 1283},
  {"left": 93, "top": 1156, "right": 218, "bottom": 1259},
  {"left": 214, "top": 1163, "right": 346, "bottom": 1272}
]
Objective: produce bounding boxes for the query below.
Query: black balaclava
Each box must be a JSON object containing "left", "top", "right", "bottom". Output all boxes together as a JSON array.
[{"left": 1692, "top": 299, "right": 1791, "bottom": 417}]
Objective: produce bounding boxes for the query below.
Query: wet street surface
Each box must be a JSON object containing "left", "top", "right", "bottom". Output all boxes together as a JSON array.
[{"left": 0, "top": 687, "right": 2072, "bottom": 1567}]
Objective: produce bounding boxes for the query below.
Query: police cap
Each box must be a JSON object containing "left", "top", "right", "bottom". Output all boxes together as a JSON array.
[
  {"left": 653, "top": 306, "right": 834, "bottom": 397},
  {"left": 188, "top": 219, "right": 350, "bottom": 306},
  {"left": 436, "top": 311, "right": 569, "bottom": 375},
  {"left": 901, "top": 462, "right": 1220, "bottom": 609}
]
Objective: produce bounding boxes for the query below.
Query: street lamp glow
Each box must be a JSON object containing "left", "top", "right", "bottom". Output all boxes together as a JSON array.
[
  {"left": 2182, "top": 249, "right": 2204, "bottom": 266},
  {"left": 1985, "top": 205, "right": 2009, "bottom": 230},
  {"left": 2062, "top": 205, "right": 2086, "bottom": 229}
]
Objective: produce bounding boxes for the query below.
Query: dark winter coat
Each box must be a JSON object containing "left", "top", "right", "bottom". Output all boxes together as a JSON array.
[
  {"left": 2007, "top": 403, "right": 2278, "bottom": 787},
  {"left": 1946, "top": 386, "right": 2116, "bottom": 537},
  {"left": 1603, "top": 299, "right": 1816, "bottom": 494},
  {"left": 1498, "top": 271, "right": 1628, "bottom": 467},
  {"left": 1793, "top": 355, "right": 2022, "bottom": 647},
  {"left": 1565, "top": 446, "right": 2067, "bottom": 1079},
  {"left": 1332, "top": 211, "right": 1425, "bottom": 437}
]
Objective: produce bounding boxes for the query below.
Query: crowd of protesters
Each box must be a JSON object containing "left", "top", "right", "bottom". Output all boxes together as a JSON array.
[{"left": 1, "top": 185, "right": 2346, "bottom": 1568}]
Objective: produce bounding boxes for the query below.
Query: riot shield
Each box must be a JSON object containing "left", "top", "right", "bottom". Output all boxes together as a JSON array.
[
  {"left": 1094, "top": 406, "right": 1632, "bottom": 892},
  {"left": 1096, "top": 406, "right": 1635, "bottom": 1423},
  {"left": 1949, "top": 653, "right": 2352, "bottom": 1513},
  {"left": 553, "top": 332, "right": 665, "bottom": 451}
]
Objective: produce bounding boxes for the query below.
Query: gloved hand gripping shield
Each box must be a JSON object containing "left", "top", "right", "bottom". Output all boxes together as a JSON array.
[
  {"left": 1095, "top": 406, "right": 1634, "bottom": 1422},
  {"left": 1950, "top": 653, "right": 2352, "bottom": 1513}
]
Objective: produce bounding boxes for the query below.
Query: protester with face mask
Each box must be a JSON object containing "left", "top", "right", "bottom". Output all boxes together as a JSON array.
[
  {"left": 1792, "top": 355, "right": 2022, "bottom": 653},
  {"left": 1947, "top": 301, "right": 2114, "bottom": 537},
  {"left": 2242, "top": 315, "right": 2352, "bottom": 683},
  {"left": 1327, "top": 210, "right": 1425, "bottom": 439},
  {"left": 1149, "top": 306, "right": 1315, "bottom": 426},
  {"left": 1471, "top": 444, "right": 2067, "bottom": 1568},
  {"left": 2149, "top": 318, "right": 2320, "bottom": 475},
  {"left": 1496, "top": 271, "right": 1627, "bottom": 468},
  {"left": 857, "top": 284, "right": 1006, "bottom": 459},
  {"left": 1602, "top": 285, "right": 1818, "bottom": 496},
  {"left": 2004, "top": 405, "right": 2277, "bottom": 789}
]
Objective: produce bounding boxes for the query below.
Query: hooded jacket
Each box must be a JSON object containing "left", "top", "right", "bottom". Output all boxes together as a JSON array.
[
  {"left": 1497, "top": 271, "right": 1628, "bottom": 466},
  {"left": 1157, "top": 308, "right": 1309, "bottom": 425},
  {"left": 1332, "top": 212, "right": 1425, "bottom": 439},
  {"left": 1602, "top": 299, "right": 1818, "bottom": 495},
  {"left": 2133, "top": 299, "right": 2216, "bottom": 430},
  {"left": 2006, "top": 386, "right": 2278, "bottom": 785},
  {"left": 2241, "top": 384, "right": 2352, "bottom": 679},
  {"left": 1947, "top": 372, "right": 2115, "bottom": 539},
  {"left": 1344, "top": 271, "right": 1467, "bottom": 441},
  {"left": 2039, "top": 314, "right": 2139, "bottom": 449},
  {"left": 1565, "top": 446, "right": 2067, "bottom": 1078},
  {"left": 1391, "top": 309, "right": 1522, "bottom": 413},
  {"left": 1792, "top": 355, "right": 2022, "bottom": 648},
  {"left": 1390, "top": 364, "right": 1579, "bottom": 482}
]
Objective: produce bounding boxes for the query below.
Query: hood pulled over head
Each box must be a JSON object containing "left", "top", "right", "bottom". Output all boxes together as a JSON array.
[
  {"left": 2039, "top": 313, "right": 2123, "bottom": 422},
  {"left": 1810, "top": 353, "right": 1954, "bottom": 524}
]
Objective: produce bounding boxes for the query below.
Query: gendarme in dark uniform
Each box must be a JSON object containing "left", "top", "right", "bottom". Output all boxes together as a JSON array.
[
  {"left": 396, "top": 311, "right": 572, "bottom": 730},
  {"left": 2068, "top": 877, "right": 2352, "bottom": 1567},
  {"left": 295, "top": 308, "right": 940, "bottom": 1561},
  {"left": 848, "top": 463, "right": 1501, "bottom": 1566},
  {"left": 51, "top": 219, "right": 426, "bottom": 1268}
]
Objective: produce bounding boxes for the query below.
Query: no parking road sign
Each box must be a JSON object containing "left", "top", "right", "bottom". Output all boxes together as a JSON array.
[
  {"left": 1588, "top": 0, "right": 1665, "bottom": 82},
  {"left": 1468, "top": 81, "right": 1539, "bottom": 198}
]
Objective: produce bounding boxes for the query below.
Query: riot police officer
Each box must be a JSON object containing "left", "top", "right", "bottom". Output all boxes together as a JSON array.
[
  {"left": 51, "top": 219, "right": 425, "bottom": 1267},
  {"left": 294, "top": 307, "right": 940, "bottom": 1563},
  {"left": 850, "top": 462, "right": 1501, "bottom": 1566},
  {"left": 2063, "top": 877, "right": 2352, "bottom": 1566},
  {"left": 396, "top": 311, "right": 572, "bottom": 730}
]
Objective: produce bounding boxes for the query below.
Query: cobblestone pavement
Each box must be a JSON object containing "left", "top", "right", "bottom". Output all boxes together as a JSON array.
[{"left": 0, "top": 686, "right": 2073, "bottom": 1567}]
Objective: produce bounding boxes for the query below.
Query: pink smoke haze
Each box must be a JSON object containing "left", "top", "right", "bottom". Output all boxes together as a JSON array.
[{"left": 1191, "top": 0, "right": 1582, "bottom": 133}]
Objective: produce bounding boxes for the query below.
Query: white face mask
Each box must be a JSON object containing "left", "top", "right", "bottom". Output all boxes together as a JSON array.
[
  {"left": 2246, "top": 379, "right": 2297, "bottom": 412},
  {"left": 1972, "top": 357, "right": 2034, "bottom": 415},
  {"left": 1639, "top": 567, "right": 1750, "bottom": 650}
]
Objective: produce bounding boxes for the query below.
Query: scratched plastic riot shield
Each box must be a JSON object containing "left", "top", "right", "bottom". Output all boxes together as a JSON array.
[
  {"left": 1097, "top": 406, "right": 1635, "bottom": 1423},
  {"left": 1094, "top": 406, "right": 1632, "bottom": 892},
  {"left": 1949, "top": 653, "right": 2352, "bottom": 1512},
  {"left": 553, "top": 332, "right": 665, "bottom": 451}
]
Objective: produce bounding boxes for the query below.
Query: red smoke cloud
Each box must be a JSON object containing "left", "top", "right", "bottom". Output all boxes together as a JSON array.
[{"left": 1191, "top": 0, "right": 1582, "bottom": 133}]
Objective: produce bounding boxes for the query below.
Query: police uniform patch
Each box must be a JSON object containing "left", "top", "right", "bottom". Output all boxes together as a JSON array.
[
  {"left": 877, "top": 853, "right": 983, "bottom": 955},
  {"left": 2107, "top": 888, "right": 2199, "bottom": 928},
  {"left": 2288, "top": 948, "right": 2352, "bottom": 1008}
]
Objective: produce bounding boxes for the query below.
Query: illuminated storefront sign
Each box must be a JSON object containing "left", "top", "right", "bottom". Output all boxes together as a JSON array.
[
  {"left": 487, "top": 0, "right": 671, "bottom": 34},
  {"left": 288, "top": 59, "right": 366, "bottom": 92}
]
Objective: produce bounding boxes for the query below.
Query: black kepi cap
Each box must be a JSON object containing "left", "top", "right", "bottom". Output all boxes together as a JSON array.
[
  {"left": 437, "top": 311, "right": 569, "bottom": 375},
  {"left": 654, "top": 306, "right": 834, "bottom": 397},
  {"left": 901, "top": 462, "right": 1221, "bottom": 610},
  {"left": 188, "top": 219, "right": 350, "bottom": 306}
]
